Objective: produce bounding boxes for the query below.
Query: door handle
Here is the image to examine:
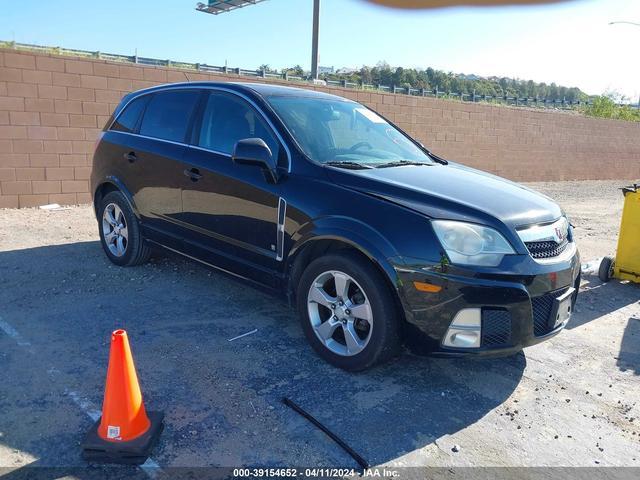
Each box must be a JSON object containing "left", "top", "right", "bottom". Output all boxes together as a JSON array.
[
  {"left": 124, "top": 151, "right": 137, "bottom": 163},
  {"left": 183, "top": 168, "right": 202, "bottom": 182}
]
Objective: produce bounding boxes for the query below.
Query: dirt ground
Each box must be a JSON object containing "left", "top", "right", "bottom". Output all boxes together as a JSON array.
[{"left": 0, "top": 180, "right": 638, "bottom": 478}]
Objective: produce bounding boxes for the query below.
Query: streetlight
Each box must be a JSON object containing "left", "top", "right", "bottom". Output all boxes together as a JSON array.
[{"left": 196, "top": 0, "right": 322, "bottom": 80}]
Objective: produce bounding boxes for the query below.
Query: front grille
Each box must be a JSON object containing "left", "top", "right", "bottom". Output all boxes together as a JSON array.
[
  {"left": 531, "top": 287, "right": 569, "bottom": 336},
  {"left": 481, "top": 309, "right": 512, "bottom": 346},
  {"left": 525, "top": 239, "right": 569, "bottom": 259}
]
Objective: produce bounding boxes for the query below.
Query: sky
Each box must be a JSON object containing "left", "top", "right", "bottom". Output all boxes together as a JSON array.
[{"left": 1, "top": 0, "right": 639, "bottom": 99}]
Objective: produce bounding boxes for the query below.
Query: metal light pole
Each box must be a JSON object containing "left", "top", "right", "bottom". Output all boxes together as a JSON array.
[
  {"left": 311, "top": 0, "right": 320, "bottom": 79},
  {"left": 609, "top": 20, "right": 640, "bottom": 108},
  {"left": 197, "top": 0, "right": 322, "bottom": 81}
]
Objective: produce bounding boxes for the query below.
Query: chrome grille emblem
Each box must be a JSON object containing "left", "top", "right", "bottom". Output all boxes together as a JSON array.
[{"left": 517, "top": 217, "right": 573, "bottom": 262}]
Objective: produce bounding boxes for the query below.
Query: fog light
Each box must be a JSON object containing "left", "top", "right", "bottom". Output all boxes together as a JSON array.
[{"left": 442, "top": 308, "right": 481, "bottom": 348}]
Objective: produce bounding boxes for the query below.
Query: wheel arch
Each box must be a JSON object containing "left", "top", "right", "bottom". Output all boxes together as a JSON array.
[
  {"left": 93, "top": 176, "right": 139, "bottom": 220},
  {"left": 285, "top": 222, "right": 407, "bottom": 328}
]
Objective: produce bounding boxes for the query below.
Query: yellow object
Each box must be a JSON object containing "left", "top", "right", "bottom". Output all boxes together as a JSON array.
[{"left": 613, "top": 185, "right": 640, "bottom": 283}]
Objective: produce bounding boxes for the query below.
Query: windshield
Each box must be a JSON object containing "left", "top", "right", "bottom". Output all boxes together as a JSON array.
[{"left": 265, "top": 96, "right": 433, "bottom": 167}]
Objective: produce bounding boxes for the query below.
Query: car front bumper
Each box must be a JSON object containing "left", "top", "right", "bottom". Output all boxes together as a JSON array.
[{"left": 394, "top": 244, "right": 581, "bottom": 356}]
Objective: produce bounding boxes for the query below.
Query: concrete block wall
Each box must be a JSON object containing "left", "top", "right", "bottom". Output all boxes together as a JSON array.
[{"left": 1, "top": 48, "right": 639, "bottom": 208}]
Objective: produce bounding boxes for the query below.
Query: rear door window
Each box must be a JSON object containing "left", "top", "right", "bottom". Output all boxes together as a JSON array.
[
  {"left": 197, "top": 92, "right": 280, "bottom": 162},
  {"left": 111, "top": 96, "right": 149, "bottom": 133},
  {"left": 139, "top": 90, "right": 201, "bottom": 143}
]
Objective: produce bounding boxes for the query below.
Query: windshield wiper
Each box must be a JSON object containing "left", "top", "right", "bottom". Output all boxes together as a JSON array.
[
  {"left": 423, "top": 149, "right": 448, "bottom": 165},
  {"left": 324, "top": 161, "right": 374, "bottom": 170},
  {"left": 374, "top": 160, "right": 433, "bottom": 168}
]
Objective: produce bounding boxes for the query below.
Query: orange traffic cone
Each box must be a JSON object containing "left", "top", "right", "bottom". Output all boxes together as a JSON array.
[{"left": 82, "top": 329, "right": 163, "bottom": 465}]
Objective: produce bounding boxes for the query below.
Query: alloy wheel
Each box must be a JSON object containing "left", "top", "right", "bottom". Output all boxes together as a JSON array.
[
  {"left": 307, "top": 270, "right": 373, "bottom": 356},
  {"left": 102, "top": 203, "right": 128, "bottom": 257}
]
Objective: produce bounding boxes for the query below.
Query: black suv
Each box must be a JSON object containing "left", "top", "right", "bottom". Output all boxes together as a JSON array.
[{"left": 91, "top": 82, "right": 580, "bottom": 371}]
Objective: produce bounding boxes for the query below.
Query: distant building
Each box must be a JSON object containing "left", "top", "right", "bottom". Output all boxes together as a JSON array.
[{"left": 336, "top": 67, "right": 358, "bottom": 75}]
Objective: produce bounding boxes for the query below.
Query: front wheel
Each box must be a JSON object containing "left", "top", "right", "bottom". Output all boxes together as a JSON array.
[{"left": 297, "top": 252, "right": 400, "bottom": 371}]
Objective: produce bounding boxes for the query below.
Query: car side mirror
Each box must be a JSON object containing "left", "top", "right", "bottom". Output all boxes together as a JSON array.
[{"left": 232, "top": 138, "right": 278, "bottom": 182}]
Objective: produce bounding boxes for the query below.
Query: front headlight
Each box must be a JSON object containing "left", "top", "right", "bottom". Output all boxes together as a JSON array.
[{"left": 432, "top": 220, "right": 515, "bottom": 267}]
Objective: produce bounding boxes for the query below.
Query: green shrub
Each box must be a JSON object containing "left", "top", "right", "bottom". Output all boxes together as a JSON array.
[{"left": 583, "top": 96, "right": 640, "bottom": 122}]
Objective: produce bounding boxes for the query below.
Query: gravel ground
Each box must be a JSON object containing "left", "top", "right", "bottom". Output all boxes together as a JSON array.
[{"left": 0, "top": 180, "right": 638, "bottom": 477}]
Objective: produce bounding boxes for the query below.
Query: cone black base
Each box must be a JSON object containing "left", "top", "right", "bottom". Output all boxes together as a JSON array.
[{"left": 81, "top": 411, "right": 164, "bottom": 465}]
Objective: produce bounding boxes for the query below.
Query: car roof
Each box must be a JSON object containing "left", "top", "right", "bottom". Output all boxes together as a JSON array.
[
  {"left": 233, "top": 82, "right": 351, "bottom": 101},
  {"left": 127, "top": 81, "right": 353, "bottom": 103}
]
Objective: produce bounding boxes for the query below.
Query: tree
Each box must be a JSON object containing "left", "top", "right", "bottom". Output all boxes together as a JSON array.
[
  {"left": 359, "top": 66, "right": 373, "bottom": 85},
  {"left": 283, "top": 65, "right": 304, "bottom": 76},
  {"left": 583, "top": 94, "right": 640, "bottom": 122},
  {"left": 317, "top": 60, "right": 591, "bottom": 105},
  {"left": 257, "top": 64, "right": 277, "bottom": 74}
]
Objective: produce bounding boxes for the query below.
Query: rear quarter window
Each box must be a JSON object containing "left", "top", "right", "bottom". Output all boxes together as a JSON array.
[
  {"left": 139, "top": 90, "right": 201, "bottom": 143},
  {"left": 111, "top": 96, "right": 149, "bottom": 133}
]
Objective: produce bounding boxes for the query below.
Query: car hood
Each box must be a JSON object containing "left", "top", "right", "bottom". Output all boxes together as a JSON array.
[{"left": 325, "top": 162, "right": 562, "bottom": 231}]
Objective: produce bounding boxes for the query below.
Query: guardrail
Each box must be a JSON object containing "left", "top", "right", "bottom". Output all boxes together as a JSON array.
[{"left": 2, "top": 40, "right": 638, "bottom": 111}]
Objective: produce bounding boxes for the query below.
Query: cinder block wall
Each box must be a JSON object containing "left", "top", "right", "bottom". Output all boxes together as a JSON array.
[{"left": 1, "top": 48, "right": 639, "bottom": 208}]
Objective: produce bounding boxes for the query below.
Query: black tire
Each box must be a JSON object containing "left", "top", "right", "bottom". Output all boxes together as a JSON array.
[
  {"left": 598, "top": 256, "right": 614, "bottom": 283},
  {"left": 296, "top": 251, "right": 400, "bottom": 371},
  {"left": 98, "top": 191, "right": 150, "bottom": 267}
]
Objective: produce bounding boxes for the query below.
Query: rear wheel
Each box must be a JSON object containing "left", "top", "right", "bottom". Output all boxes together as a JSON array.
[
  {"left": 98, "top": 191, "right": 150, "bottom": 267},
  {"left": 297, "top": 252, "right": 400, "bottom": 371},
  {"left": 598, "top": 256, "right": 614, "bottom": 283}
]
